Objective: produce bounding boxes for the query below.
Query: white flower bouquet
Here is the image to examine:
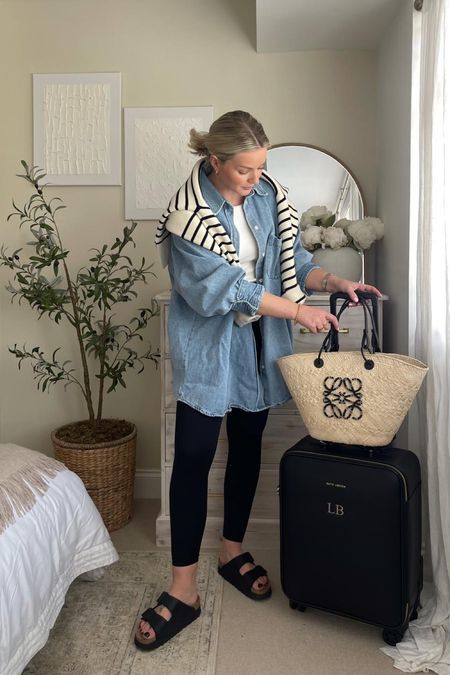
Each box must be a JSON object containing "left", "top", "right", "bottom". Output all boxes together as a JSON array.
[{"left": 300, "top": 205, "right": 384, "bottom": 252}]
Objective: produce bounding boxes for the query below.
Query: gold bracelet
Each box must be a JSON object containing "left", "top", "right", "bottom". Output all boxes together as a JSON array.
[
  {"left": 321, "top": 272, "right": 333, "bottom": 292},
  {"left": 294, "top": 303, "right": 302, "bottom": 323}
]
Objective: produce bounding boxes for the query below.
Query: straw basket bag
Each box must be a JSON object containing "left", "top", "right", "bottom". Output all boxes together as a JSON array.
[
  {"left": 278, "top": 293, "right": 428, "bottom": 447},
  {"left": 52, "top": 422, "right": 136, "bottom": 531}
]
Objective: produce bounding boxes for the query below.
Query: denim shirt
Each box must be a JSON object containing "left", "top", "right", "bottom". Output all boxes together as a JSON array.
[{"left": 166, "top": 165, "right": 319, "bottom": 417}]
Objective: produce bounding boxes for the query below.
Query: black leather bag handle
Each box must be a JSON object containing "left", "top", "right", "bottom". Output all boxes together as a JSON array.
[
  {"left": 314, "top": 292, "right": 381, "bottom": 370},
  {"left": 329, "top": 291, "right": 381, "bottom": 353}
]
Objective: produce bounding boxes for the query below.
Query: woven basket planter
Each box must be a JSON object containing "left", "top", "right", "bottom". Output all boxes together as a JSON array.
[{"left": 51, "top": 422, "right": 137, "bottom": 532}]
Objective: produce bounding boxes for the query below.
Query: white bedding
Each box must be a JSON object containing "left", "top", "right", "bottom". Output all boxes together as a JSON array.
[{"left": 0, "top": 446, "right": 119, "bottom": 675}]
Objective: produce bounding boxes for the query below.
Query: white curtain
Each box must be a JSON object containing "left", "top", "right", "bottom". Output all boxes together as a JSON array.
[{"left": 382, "top": 0, "right": 450, "bottom": 672}]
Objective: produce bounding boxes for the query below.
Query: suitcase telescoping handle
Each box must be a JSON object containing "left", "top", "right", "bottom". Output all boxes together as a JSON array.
[{"left": 315, "top": 291, "right": 381, "bottom": 368}]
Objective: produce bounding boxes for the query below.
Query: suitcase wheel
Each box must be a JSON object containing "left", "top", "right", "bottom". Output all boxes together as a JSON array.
[
  {"left": 410, "top": 597, "right": 421, "bottom": 622},
  {"left": 289, "top": 600, "right": 306, "bottom": 612},
  {"left": 382, "top": 628, "right": 405, "bottom": 646}
]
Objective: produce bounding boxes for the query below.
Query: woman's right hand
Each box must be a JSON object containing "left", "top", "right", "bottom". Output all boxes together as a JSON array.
[{"left": 294, "top": 305, "right": 339, "bottom": 334}]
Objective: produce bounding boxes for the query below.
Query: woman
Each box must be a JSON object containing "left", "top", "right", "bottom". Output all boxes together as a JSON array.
[{"left": 134, "top": 110, "right": 381, "bottom": 650}]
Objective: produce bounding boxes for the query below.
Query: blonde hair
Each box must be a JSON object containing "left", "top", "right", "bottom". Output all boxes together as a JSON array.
[{"left": 188, "top": 110, "right": 270, "bottom": 163}]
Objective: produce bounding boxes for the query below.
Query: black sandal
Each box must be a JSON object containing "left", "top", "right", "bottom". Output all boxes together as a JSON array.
[
  {"left": 134, "top": 591, "right": 201, "bottom": 651},
  {"left": 218, "top": 552, "right": 272, "bottom": 601}
]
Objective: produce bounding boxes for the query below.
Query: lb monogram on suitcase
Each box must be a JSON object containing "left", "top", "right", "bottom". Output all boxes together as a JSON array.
[{"left": 279, "top": 436, "right": 423, "bottom": 645}]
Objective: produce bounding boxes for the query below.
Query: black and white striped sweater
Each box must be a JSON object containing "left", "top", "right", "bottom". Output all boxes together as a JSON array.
[{"left": 155, "top": 159, "right": 306, "bottom": 305}]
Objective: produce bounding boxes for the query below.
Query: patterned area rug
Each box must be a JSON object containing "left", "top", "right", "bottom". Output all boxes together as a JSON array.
[{"left": 24, "top": 551, "right": 223, "bottom": 675}]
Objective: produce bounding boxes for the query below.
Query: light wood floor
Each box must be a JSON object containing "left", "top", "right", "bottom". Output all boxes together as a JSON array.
[{"left": 110, "top": 499, "right": 399, "bottom": 675}]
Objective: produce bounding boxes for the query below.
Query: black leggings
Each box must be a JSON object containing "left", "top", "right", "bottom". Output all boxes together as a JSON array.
[{"left": 170, "top": 400, "right": 269, "bottom": 566}]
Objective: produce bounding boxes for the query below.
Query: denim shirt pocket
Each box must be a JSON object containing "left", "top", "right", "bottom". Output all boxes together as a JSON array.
[{"left": 265, "top": 233, "right": 282, "bottom": 279}]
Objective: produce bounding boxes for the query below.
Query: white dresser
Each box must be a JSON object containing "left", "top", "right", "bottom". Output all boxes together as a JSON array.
[{"left": 155, "top": 291, "right": 385, "bottom": 549}]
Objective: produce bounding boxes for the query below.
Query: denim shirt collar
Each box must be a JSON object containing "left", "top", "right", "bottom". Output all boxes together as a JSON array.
[{"left": 199, "top": 162, "right": 269, "bottom": 217}]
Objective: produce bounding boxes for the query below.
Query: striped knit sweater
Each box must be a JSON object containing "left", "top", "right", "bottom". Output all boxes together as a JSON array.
[{"left": 155, "top": 159, "right": 306, "bottom": 305}]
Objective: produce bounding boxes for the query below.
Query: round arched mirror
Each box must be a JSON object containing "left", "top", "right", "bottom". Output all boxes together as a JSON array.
[{"left": 266, "top": 144, "right": 365, "bottom": 221}]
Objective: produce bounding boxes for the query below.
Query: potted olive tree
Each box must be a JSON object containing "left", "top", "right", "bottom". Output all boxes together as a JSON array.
[{"left": 0, "top": 162, "right": 159, "bottom": 530}]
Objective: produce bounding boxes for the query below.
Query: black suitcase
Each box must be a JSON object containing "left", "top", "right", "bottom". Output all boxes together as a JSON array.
[{"left": 279, "top": 435, "right": 423, "bottom": 645}]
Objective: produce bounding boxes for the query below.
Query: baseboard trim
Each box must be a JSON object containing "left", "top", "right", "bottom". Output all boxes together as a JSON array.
[{"left": 134, "top": 468, "right": 161, "bottom": 499}]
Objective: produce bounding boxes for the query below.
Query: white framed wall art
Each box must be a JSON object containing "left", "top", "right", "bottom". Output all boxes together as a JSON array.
[
  {"left": 33, "top": 72, "right": 122, "bottom": 185},
  {"left": 124, "top": 106, "right": 213, "bottom": 220}
]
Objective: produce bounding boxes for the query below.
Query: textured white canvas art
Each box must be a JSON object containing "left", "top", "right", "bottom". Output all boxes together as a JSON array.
[
  {"left": 33, "top": 73, "right": 121, "bottom": 185},
  {"left": 124, "top": 107, "right": 213, "bottom": 220}
]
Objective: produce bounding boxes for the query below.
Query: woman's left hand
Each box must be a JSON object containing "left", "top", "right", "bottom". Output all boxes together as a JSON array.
[{"left": 329, "top": 276, "right": 382, "bottom": 303}]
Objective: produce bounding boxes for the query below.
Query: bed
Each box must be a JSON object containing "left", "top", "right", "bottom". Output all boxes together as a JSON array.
[{"left": 0, "top": 443, "right": 119, "bottom": 675}]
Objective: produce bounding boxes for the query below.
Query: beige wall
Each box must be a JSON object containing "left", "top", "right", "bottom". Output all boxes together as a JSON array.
[
  {"left": 376, "top": 0, "right": 414, "bottom": 447},
  {"left": 0, "top": 0, "right": 377, "bottom": 470}
]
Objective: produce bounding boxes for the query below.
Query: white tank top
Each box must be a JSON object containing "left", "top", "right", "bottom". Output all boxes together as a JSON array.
[
  {"left": 233, "top": 205, "right": 261, "bottom": 326},
  {"left": 233, "top": 204, "right": 258, "bottom": 282}
]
